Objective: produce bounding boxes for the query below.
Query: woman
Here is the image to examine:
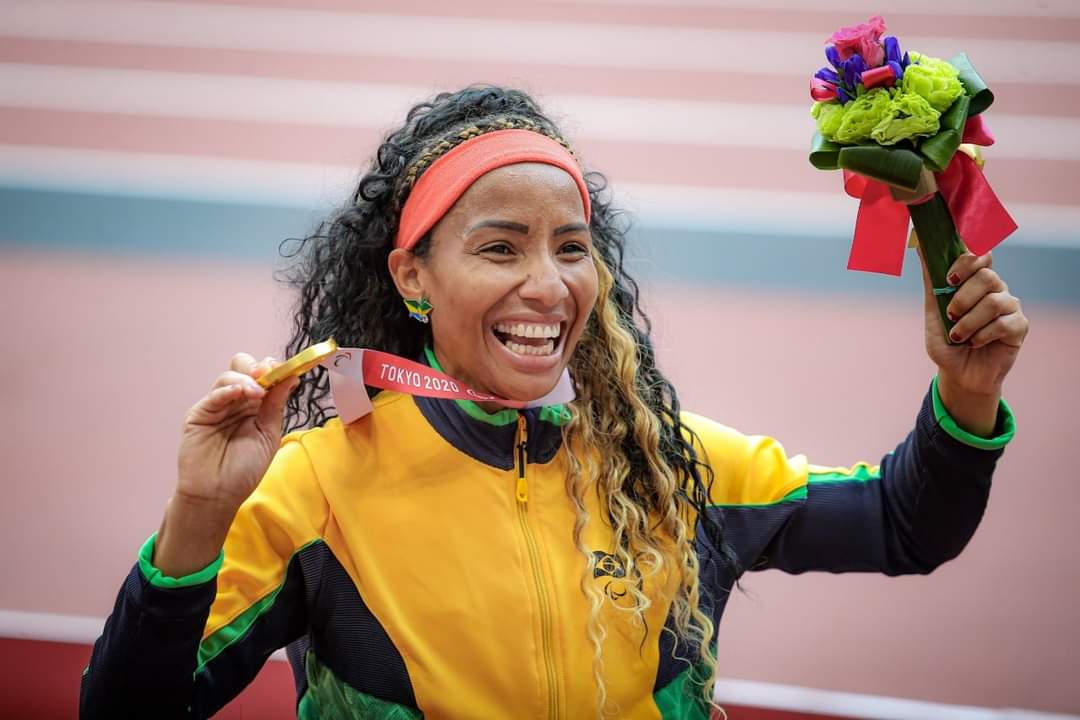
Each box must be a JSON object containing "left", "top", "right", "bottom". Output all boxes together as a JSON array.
[{"left": 80, "top": 87, "right": 1026, "bottom": 719}]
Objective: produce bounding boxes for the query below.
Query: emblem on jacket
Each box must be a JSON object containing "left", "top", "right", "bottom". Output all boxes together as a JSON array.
[{"left": 591, "top": 551, "right": 641, "bottom": 609}]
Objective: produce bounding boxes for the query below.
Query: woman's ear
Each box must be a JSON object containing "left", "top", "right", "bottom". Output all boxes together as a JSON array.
[{"left": 387, "top": 247, "right": 424, "bottom": 300}]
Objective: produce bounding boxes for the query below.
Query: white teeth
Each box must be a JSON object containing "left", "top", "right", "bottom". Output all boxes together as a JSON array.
[
  {"left": 494, "top": 322, "right": 561, "bottom": 339},
  {"left": 504, "top": 339, "right": 556, "bottom": 356}
]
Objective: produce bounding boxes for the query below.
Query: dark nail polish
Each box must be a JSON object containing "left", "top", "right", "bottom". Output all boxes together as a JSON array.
[
  {"left": 949, "top": 330, "right": 961, "bottom": 343},
  {"left": 948, "top": 273, "right": 960, "bottom": 286}
]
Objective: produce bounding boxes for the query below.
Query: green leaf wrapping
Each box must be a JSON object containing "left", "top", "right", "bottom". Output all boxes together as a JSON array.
[
  {"left": 810, "top": 132, "right": 842, "bottom": 169},
  {"left": 919, "top": 94, "right": 971, "bottom": 172},
  {"left": 837, "top": 145, "right": 925, "bottom": 190},
  {"left": 908, "top": 194, "right": 968, "bottom": 342},
  {"left": 950, "top": 52, "right": 994, "bottom": 116}
]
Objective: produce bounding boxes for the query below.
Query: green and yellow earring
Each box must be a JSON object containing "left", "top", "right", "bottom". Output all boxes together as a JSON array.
[{"left": 404, "top": 296, "right": 433, "bottom": 324}]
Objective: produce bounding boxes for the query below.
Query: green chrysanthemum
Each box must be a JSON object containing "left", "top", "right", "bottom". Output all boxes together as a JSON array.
[
  {"left": 834, "top": 88, "right": 892, "bottom": 144},
  {"left": 811, "top": 101, "right": 847, "bottom": 142},
  {"left": 903, "top": 52, "right": 964, "bottom": 113},
  {"left": 870, "top": 89, "right": 941, "bottom": 145}
]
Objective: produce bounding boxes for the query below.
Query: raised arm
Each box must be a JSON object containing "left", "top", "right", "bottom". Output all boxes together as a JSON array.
[
  {"left": 699, "top": 380, "right": 1014, "bottom": 576},
  {"left": 79, "top": 354, "right": 325, "bottom": 718},
  {"left": 689, "top": 247, "right": 1025, "bottom": 578}
]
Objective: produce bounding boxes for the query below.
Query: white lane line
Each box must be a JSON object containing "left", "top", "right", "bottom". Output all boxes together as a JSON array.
[
  {"left": 713, "top": 677, "right": 1080, "bottom": 720},
  {"left": 0, "top": 63, "right": 421, "bottom": 129},
  {"left": 0, "top": 144, "right": 362, "bottom": 209},
  {"left": 1, "top": 145, "right": 1077, "bottom": 249},
  {"left": 0, "top": 609, "right": 105, "bottom": 645},
  {"left": 0, "top": 1, "right": 1077, "bottom": 83},
  {"left": 1, "top": 64, "right": 1076, "bottom": 161}
]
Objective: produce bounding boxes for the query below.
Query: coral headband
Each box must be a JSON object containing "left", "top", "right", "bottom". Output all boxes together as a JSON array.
[{"left": 395, "top": 129, "right": 591, "bottom": 250}]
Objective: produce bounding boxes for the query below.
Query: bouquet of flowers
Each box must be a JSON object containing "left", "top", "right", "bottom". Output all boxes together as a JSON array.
[{"left": 809, "top": 16, "right": 1017, "bottom": 341}]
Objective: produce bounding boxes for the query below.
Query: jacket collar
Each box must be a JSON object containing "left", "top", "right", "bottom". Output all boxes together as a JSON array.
[{"left": 411, "top": 346, "right": 568, "bottom": 471}]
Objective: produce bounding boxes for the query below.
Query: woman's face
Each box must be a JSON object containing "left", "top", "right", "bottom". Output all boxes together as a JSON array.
[{"left": 390, "top": 162, "right": 598, "bottom": 403}]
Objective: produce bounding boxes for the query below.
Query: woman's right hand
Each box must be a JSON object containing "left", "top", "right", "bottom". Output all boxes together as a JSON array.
[
  {"left": 154, "top": 353, "right": 300, "bottom": 577},
  {"left": 176, "top": 352, "right": 299, "bottom": 511}
]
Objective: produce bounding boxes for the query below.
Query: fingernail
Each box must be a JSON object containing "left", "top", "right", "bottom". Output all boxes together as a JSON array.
[
  {"left": 947, "top": 309, "right": 957, "bottom": 322},
  {"left": 949, "top": 330, "right": 961, "bottom": 343},
  {"left": 948, "top": 273, "right": 960, "bottom": 286}
]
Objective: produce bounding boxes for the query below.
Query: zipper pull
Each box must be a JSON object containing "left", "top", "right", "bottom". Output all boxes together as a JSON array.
[{"left": 516, "top": 416, "right": 528, "bottom": 504}]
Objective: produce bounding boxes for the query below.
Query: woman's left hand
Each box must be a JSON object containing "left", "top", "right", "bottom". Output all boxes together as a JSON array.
[{"left": 920, "top": 248, "right": 1029, "bottom": 435}]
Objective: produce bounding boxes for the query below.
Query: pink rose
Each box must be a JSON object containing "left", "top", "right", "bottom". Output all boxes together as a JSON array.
[{"left": 828, "top": 15, "right": 886, "bottom": 68}]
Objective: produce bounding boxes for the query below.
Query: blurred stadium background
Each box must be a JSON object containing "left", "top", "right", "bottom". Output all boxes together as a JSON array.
[{"left": 1, "top": 1, "right": 1078, "bottom": 718}]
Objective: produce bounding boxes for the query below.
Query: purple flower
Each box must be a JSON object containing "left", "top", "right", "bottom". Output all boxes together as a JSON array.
[
  {"left": 826, "top": 45, "right": 842, "bottom": 68},
  {"left": 836, "top": 85, "right": 852, "bottom": 104},
  {"left": 883, "top": 36, "right": 911, "bottom": 77},
  {"left": 884, "top": 36, "right": 901, "bottom": 64},
  {"left": 842, "top": 54, "right": 867, "bottom": 89},
  {"left": 815, "top": 67, "right": 840, "bottom": 84}
]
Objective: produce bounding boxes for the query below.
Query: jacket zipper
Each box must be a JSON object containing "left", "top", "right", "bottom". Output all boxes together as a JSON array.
[{"left": 515, "top": 415, "right": 560, "bottom": 720}]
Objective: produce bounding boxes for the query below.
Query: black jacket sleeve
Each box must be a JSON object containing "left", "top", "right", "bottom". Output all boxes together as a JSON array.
[
  {"left": 79, "top": 535, "right": 312, "bottom": 719},
  {"left": 718, "top": 381, "right": 1015, "bottom": 576},
  {"left": 80, "top": 438, "right": 327, "bottom": 719}
]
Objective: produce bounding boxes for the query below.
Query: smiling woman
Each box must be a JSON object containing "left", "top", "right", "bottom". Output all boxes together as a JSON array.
[
  {"left": 79, "top": 86, "right": 1026, "bottom": 720},
  {"left": 389, "top": 161, "right": 598, "bottom": 404}
]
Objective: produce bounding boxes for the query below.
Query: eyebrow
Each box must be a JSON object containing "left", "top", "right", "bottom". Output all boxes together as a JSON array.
[
  {"left": 554, "top": 222, "right": 589, "bottom": 236},
  {"left": 465, "top": 220, "right": 589, "bottom": 236},
  {"left": 467, "top": 219, "right": 529, "bottom": 234}
]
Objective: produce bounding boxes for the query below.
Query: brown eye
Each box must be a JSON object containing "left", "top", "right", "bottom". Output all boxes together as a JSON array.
[{"left": 481, "top": 242, "right": 514, "bottom": 255}]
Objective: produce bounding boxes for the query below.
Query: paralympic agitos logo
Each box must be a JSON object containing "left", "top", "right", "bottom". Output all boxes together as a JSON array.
[{"left": 591, "top": 551, "right": 643, "bottom": 609}]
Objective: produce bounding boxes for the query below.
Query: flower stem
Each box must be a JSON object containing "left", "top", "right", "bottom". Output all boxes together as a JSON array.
[{"left": 908, "top": 193, "right": 967, "bottom": 343}]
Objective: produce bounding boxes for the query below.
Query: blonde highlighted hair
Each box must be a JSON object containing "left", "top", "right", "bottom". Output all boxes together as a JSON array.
[{"left": 564, "top": 250, "right": 723, "bottom": 716}]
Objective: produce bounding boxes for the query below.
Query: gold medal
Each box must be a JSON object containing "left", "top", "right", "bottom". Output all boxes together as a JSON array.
[{"left": 257, "top": 339, "right": 338, "bottom": 389}]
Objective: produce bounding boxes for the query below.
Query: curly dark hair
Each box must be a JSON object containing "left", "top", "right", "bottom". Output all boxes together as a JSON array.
[{"left": 277, "top": 85, "right": 736, "bottom": 706}]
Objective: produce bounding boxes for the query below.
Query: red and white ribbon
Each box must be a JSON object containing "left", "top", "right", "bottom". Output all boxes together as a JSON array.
[{"left": 322, "top": 348, "right": 576, "bottom": 423}]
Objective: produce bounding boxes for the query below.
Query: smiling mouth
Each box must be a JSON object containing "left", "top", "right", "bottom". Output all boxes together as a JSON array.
[{"left": 492, "top": 321, "right": 563, "bottom": 357}]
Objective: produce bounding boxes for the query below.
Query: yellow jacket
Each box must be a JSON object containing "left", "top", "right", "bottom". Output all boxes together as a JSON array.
[{"left": 81, "top": 374, "right": 1013, "bottom": 719}]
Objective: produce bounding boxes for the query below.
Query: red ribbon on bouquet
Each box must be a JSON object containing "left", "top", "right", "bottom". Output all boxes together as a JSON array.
[{"left": 843, "top": 115, "right": 1018, "bottom": 276}]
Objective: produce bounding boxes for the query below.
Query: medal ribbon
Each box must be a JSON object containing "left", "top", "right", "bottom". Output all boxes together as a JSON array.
[{"left": 322, "top": 348, "right": 576, "bottom": 423}]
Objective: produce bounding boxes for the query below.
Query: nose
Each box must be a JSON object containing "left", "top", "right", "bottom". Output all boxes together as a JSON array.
[{"left": 519, "top": 249, "right": 569, "bottom": 307}]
